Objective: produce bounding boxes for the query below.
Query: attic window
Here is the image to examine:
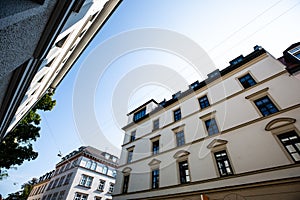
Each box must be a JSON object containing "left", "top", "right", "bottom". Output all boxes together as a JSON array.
[
  {"left": 207, "top": 69, "right": 220, "bottom": 79},
  {"left": 288, "top": 45, "right": 300, "bottom": 60},
  {"left": 133, "top": 108, "right": 146, "bottom": 122},
  {"left": 190, "top": 81, "right": 199, "bottom": 89},
  {"left": 229, "top": 55, "right": 244, "bottom": 65}
]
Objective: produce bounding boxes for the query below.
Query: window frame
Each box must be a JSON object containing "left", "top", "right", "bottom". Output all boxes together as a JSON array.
[
  {"left": 122, "top": 174, "right": 130, "bottom": 194},
  {"left": 98, "top": 179, "right": 106, "bottom": 191},
  {"left": 198, "top": 95, "right": 210, "bottom": 109},
  {"left": 175, "top": 130, "right": 185, "bottom": 147},
  {"left": 151, "top": 168, "right": 160, "bottom": 189},
  {"left": 173, "top": 108, "right": 182, "bottom": 122},
  {"left": 178, "top": 160, "right": 191, "bottom": 184},
  {"left": 127, "top": 147, "right": 134, "bottom": 163},
  {"left": 253, "top": 95, "right": 279, "bottom": 117},
  {"left": 213, "top": 149, "right": 234, "bottom": 177},
  {"left": 79, "top": 174, "right": 93, "bottom": 188},
  {"left": 277, "top": 130, "right": 300, "bottom": 163},
  {"left": 204, "top": 118, "right": 220, "bottom": 136},
  {"left": 237, "top": 72, "right": 257, "bottom": 89},
  {"left": 129, "top": 130, "right": 136, "bottom": 142},
  {"left": 153, "top": 119, "right": 160, "bottom": 131},
  {"left": 108, "top": 182, "right": 115, "bottom": 193},
  {"left": 133, "top": 108, "right": 146, "bottom": 122},
  {"left": 152, "top": 140, "right": 160, "bottom": 155},
  {"left": 245, "top": 88, "right": 280, "bottom": 117}
]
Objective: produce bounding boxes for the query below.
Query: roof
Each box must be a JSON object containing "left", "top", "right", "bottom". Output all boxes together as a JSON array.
[
  {"left": 56, "top": 146, "right": 119, "bottom": 168},
  {"left": 122, "top": 47, "right": 267, "bottom": 130}
]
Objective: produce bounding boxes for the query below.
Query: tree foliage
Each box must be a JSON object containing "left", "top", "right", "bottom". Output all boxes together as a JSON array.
[
  {"left": 4, "top": 178, "right": 38, "bottom": 200},
  {"left": 0, "top": 93, "right": 56, "bottom": 177}
]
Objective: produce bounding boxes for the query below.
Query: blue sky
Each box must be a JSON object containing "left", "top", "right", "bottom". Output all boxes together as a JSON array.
[{"left": 1, "top": 0, "right": 300, "bottom": 197}]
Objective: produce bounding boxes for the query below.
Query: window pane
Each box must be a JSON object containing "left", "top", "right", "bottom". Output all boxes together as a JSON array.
[
  {"left": 254, "top": 96, "right": 278, "bottom": 116},
  {"left": 199, "top": 95, "right": 210, "bottom": 109},
  {"left": 174, "top": 109, "right": 181, "bottom": 121},
  {"left": 278, "top": 131, "right": 300, "bottom": 163},
  {"left": 214, "top": 150, "right": 233, "bottom": 176},
  {"left": 238, "top": 74, "right": 257, "bottom": 89},
  {"left": 176, "top": 131, "right": 185, "bottom": 146}
]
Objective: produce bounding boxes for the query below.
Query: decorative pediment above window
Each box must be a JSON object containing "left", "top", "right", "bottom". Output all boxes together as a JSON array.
[
  {"left": 265, "top": 117, "right": 296, "bottom": 131},
  {"left": 148, "top": 159, "right": 161, "bottom": 166},
  {"left": 122, "top": 167, "right": 132, "bottom": 174},
  {"left": 173, "top": 150, "right": 190, "bottom": 159},
  {"left": 207, "top": 139, "right": 228, "bottom": 149}
]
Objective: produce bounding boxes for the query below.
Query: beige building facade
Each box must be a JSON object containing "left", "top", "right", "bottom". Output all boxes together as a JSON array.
[{"left": 113, "top": 46, "right": 300, "bottom": 200}]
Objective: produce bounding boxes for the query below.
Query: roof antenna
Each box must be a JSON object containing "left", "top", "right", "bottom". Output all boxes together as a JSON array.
[{"left": 57, "top": 151, "right": 62, "bottom": 157}]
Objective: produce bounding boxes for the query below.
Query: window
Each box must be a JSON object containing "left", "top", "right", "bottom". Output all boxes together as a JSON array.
[
  {"left": 238, "top": 73, "right": 257, "bottom": 89},
  {"left": 85, "top": 160, "right": 92, "bottom": 169},
  {"left": 66, "top": 163, "right": 71, "bottom": 170},
  {"left": 254, "top": 96, "right": 279, "bottom": 116},
  {"left": 176, "top": 130, "right": 185, "bottom": 147},
  {"left": 151, "top": 169, "right": 159, "bottom": 189},
  {"left": 289, "top": 45, "right": 300, "bottom": 60},
  {"left": 59, "top": 165, "right": 65, "bottom": 173},
  {"left": 52, "top": 192, "right": 58, "bottom": 200},
  {"left": 72, "top": 159, "right": 78, "bottom": 167},
  {"left": 133, "top": 108, "right": 146, "bottom": 122},
  {"left": 153, "top": 119, "right": 159, "bottom": 130},
  {"left": 46, "top": 194, "right": 52, "bottom": 200},
  {"left": 113, "top": 170, "right": 117, "bottom": 178},
  {"left": 122, "top": 175, "right": 130, "bottom": 193},
  {"left": 198, "top": 95, "right": 210, "bottom": 109},
  {"left": 214, "top": 150, "right": 233, "bottom": 177},
  {"left": 91, "top": 162, "right": 97, "bottom": 170},
  {"left": 57, "top": 176, "right": 65, "bottom": 187},
  {"left": 205, "top": 118, "right": 220, "bottom": 136},
  {"left": 152, "top": 140, "right": 159, "bottom": 155},
  {"left": 64, "top": 173, "right": 73, "bottom": 185},
  {"left": 47, "top": 181, "right": 53, "bottom": 190},
  {"left": 108, "top": 183, "right": 114, "bottom": 193},
  {"left": 98, "top": 179, "right": 105, "bottom": 191},
  {"left": 174, "top": 108, "right": 181, "bottom": 121},
  {"left": 127, "top": 149, "right": 133, "bottom": 163},
  {"left": 130, "top": 131, "right": 136, "bottom": 142},
  {"left": 102, "top": 166, "right": 108, "bottom": 174},
  {"left": 57, "top": 191, "right": 65, "bottom": 200},
  {"left": 178, "top": 160, "right": 190, "bottom": 184},
  {"left": 79, "top": 175, "right": 93, "bottom": 187},
  {"left": 74, "top": 193, "right": 88, "bottom": 200},
  {"left": 277, "top": 131, "right": 300, "bottom": 162}
]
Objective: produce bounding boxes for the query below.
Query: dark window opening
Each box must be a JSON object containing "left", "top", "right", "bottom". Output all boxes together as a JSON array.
[
  {"left": 214, "top": 150, "right": 233, "bottom": 177},
  {"left": 198, "top": 95, "right": 210, "bottom": 109},
  {"left": 178, "top": 160, "right": 190, "bottom": 184},
  {"left": 238, "top": 74, "right": 257, "bottom": 89},
  {"left": 278, "top": 131, "right": 300, "bottom": 163},
  {"left": 254, "top": 96, "right": 279, "bottom": 116},
  {"left": 174, "top": 108, "right": 181, "bottom": 121},
  {"left": 133, "top": 108, "right": 146, "bottom": 122}
]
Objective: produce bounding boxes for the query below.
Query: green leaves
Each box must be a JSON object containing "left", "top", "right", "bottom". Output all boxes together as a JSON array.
[{"left": 0, "top": 92, "right": 56, "bottom": 177}]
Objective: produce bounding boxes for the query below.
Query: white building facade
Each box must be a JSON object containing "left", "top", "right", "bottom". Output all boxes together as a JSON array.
[
  {"left": 0, "top": 0, "right": 121, "bottom": 140},
  {"left": 28, "top": 146, "right": 119, "bottom": 200},
  {"left": 113, "top": 47, "right": 300, "bottom": 200}
]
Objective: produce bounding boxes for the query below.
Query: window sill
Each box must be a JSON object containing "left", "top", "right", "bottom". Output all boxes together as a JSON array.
[{"left": 78, "top": 184, "right": 91, "bottom": 189}]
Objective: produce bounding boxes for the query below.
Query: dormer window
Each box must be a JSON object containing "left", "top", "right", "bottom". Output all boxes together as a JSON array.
[
  {"left": 288, "top": 45, "right": 300, "bottom": 60},
  {"left": 229, "top": 55, "right": 244, "bottom": 65},
  {"left": 133, "top": 108, "right": 146, "bottom": 122}
]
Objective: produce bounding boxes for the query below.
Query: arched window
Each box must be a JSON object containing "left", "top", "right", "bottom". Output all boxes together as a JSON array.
[
  {"left": 102, "top": 166, "right": 108, "bottom": 174},
  {"left": 85, "top": 160, "right": 92, "bottom": 169}
]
